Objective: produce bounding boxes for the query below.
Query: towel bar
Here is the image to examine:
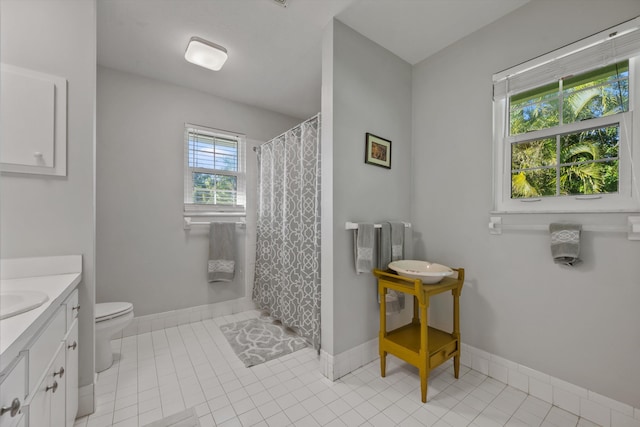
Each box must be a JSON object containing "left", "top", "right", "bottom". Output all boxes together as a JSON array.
[
  {"left": 345, "top": 221, "right": 411, "bottom": 230},
  {"left": 184, "top": 217, "right": 246, "bottom": 230},
  {"left": 488, "top": 216, "right": 640, "bottom": 240},
  {"left": 183, "top": 211, "right": 246, "bottom": 217}
]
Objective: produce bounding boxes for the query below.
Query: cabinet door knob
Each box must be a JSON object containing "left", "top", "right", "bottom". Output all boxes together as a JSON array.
[
  {"left": 45, "top": 381, "right": 58, "bottom": 393},
  {"left": 53, "top": 367, "right": 65, "bottom": 378},
  {"left": 68, "top": 341, "right": 77, "bottom": 350},
  {"left": 72, "top": 304, "right": 80, "bottom": 312},
  {"left": 0, "top": 398, "right": 21, "bottom": 417}
]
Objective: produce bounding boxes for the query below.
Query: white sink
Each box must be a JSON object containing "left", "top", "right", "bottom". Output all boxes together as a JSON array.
[
  {"left": 388, "top": 260, "right": 454, "bottom": 284},
  {"left": 0, "top": 290, "right": 49, "bottom": 320}
]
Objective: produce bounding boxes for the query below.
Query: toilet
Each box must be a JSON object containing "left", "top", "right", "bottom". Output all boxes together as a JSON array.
[{"left": 95, "top": 302, "right": 134, "bottom": 373}]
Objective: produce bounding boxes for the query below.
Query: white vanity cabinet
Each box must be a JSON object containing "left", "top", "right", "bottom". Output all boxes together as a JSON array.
[
  {"left": 23, "top": 288, "right": 79, "bottom": 427},
  {"left": 0, "top": 357, "right": 26, "bottom": 427},
  {"left": 64, "top": 294, "right": 79, "bottom": 427},
  {"left": 0, "top": 276, "right": 80, "bottom": 427},
  {"left": 27, "top": 343, "right": 66, "bottom": 427}
]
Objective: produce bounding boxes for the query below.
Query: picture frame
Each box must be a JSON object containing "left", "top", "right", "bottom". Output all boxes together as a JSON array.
[{"left": 365, "top": 133, "right": 391, "bottom": 169}]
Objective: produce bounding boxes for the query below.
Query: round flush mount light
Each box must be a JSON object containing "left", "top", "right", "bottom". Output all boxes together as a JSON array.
[{"left": 184, "top": 36, "right": 228, "bottom": 71}]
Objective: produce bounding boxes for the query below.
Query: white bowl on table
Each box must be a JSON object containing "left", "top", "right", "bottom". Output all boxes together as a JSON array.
[{"left": 388, "top": 260, "right": 453, "bottom": 284}]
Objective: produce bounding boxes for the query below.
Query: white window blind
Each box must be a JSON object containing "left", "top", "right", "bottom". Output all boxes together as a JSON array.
[
  {"left": 184, "top": 124, "right": 246, "bottom": 211},
  {"left": 494, "top": 17, "right": 640, "bottom": 99}
]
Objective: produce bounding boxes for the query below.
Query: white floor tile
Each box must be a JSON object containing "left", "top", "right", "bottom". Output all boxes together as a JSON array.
[
  {"left": 238, "top": 408, "right": 264, "bottom": 426},
  {"left": 137, "top": 408, "right": 162, "bottom": 425},
  {"left": 514, "top": 408, "right": 545, "bottom": 427},
  {"left": 198, "top": 413, "right": 216, "bottom": 427},
  {"left": 257, "top": 400, "right": 281, "bottom": 419},
  {"left": 82, "top": 310, "right": 606, "bottom": 427},
  {"left": 311, "top": 406, "right": 338, "bottom": 425},
  {"left": 264, "top": 410, "right": 290, "bottom": 426},
  {"left": 112, "top": 404, "right": 138, "bottom": 424},
  {"left": 545, "top": 407, "right": 579, "bottom": 427},
  {"left": 211, "top": 404, "right": 236, "bottom": 425}
]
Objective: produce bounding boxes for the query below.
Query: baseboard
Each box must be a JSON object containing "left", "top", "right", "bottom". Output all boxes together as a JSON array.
[
  {"left": 461, "top": 343, "right": 640, "bottom": 427},
  {"left": 115, "top": 297, "right": 257, "bottom": 338},
  {"left": 320, "top": 338, "right": 379, "bottom": 382},
  {"left": 77, "top": 382, "right": 94, "bottom": 418},
  {"left": 320, "top": 338, "right": 640, "bottom": 427}
]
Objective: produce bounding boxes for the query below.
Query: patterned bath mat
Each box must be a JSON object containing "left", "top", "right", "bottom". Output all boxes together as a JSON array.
[
  {"left": 143, "top": 407, "right": 200, "bottom": 427},
  {"left": 220, "top": 317, "right": 308, "bottom": 367}
]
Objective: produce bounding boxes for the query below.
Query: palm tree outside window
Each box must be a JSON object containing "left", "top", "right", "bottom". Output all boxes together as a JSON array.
[{"left": 509, "top": 61, "right": 628, "bottom": 199}]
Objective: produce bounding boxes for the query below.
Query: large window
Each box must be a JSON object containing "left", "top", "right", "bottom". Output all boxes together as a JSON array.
[
  {"left": 184, "top": 125, "right": 245, "bottom": 211},
  {"left": 493, "top": 18, "right": 640, "bottom": 213}
]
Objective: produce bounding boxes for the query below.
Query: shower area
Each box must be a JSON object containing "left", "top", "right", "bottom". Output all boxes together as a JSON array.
[{"left": 252, "top": 114, "right": 321, "bottom": 349}]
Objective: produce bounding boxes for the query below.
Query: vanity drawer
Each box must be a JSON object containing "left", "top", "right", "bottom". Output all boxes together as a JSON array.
[
  {"left": 26, "top": 307, "right": 65, "bottom": 395},
  {"left": 429, "top": 340, "right": 458, "bottom": 368},
  {"left": 0, "top": 356, "right": 26, "bottom": 427},
  {"left": 64, "top": 289, "right": 79, "bottom": 328}
]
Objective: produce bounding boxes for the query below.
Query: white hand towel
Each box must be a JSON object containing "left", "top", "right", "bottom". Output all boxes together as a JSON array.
[{"left": 549, "top": 223, "right": 581, "bottom": 266}]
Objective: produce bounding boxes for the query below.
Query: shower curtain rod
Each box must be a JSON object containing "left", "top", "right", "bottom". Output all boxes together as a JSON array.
[{"left": 252, "top": 113, "right": 320, "bottom": 152}]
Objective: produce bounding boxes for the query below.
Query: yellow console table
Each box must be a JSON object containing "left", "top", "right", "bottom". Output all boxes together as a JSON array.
[{"left": 373, "top": 267, "right": 464, "bottom": 403}]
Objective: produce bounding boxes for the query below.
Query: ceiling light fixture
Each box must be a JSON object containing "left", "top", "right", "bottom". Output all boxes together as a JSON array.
[{"left": 184, "top": 36, "right": 228, "bottom": 71}]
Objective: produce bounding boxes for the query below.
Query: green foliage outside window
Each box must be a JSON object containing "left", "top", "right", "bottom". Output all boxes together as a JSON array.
[
  {"left": 193, "top": 173, "right": 237, "bottom": 205},
  {"left": 509, "top": 61, "right": 628, "bottom": 199}
]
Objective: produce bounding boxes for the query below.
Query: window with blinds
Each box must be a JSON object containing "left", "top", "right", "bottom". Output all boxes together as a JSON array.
[
  {"left": 184, "top": 125, "right": 245, "bottom": 210},
  {"left": 492, "top": 17, "right": 640, "bottom": 213}
]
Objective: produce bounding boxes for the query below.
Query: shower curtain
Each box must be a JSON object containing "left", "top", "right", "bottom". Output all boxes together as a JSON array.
[{"left": 253, "top": 114, "right": 321, "bottom": 349}]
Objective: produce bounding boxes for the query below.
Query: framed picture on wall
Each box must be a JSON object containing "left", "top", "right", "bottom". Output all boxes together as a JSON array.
[{"left": 365, "top": 133, "right": 391, "bottom": 169}]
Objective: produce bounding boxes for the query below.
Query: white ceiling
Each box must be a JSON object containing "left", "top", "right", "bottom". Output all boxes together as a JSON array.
[{"left": 97, "top": 0, "right": 529, "bottom": 120}]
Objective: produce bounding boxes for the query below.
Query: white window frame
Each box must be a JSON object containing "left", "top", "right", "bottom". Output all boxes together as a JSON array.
[
  {"left": 492, "top": 17, "right": 640, "bottom": 213},
  {"left": 183, "top": 123, "right": 246, "bottom": 213}
]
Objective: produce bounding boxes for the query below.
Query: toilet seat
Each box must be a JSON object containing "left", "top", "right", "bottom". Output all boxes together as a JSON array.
[{"left": 96, "top": 302, "right": 133, "bottom": 323}]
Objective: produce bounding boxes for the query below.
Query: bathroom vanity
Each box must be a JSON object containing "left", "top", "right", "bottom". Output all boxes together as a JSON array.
[{"left": 0, "top": 256, "right": 81, "bottom": 427}]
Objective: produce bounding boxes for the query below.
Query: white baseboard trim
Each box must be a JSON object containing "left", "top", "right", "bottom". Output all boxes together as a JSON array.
[
  {"left": 77, "top": 382, "right": 94, "bottom": 418},
  {"left": 461, "top": 343, "right": 640, "bottom": 427},
  {"left": 320, "top": 338, "right": 379, "bottom": 382},
  {"left": 114, "top": 297, "right": 257, "bottom": 339},
  {"left": 320, "top": 338, "right": 640, "bottom": 427}
]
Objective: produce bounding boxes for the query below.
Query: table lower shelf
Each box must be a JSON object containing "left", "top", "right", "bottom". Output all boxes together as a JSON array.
[{"left": 381, "top": 323, "right": 458, "bottom": 369}]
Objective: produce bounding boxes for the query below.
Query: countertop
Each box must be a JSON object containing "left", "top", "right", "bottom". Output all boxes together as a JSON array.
[{"left": 0, "top": 255, "right": 82, "bottom": 374}]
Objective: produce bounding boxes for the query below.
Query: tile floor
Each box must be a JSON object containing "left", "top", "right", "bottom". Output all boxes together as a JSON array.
[{"left": 74, "top": 310, "right": 600, "bottom": 427}]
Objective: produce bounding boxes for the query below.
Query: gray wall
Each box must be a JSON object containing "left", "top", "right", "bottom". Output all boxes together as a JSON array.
[
  {"left": 96, "top": 67, "right": 300, "bottom": 316},
  {"left": 411, "top": 0, "right": 640, "bottom": 407},
  {"left": 322, "top": 20, "right": 413, "bottom": 355},
  {"left": 0, "top": 0, "right": 96, "bottom": 403}
]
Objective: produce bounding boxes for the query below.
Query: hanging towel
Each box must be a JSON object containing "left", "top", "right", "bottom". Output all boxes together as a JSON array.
[
  {"left": 208, "top": 222, "right": 236, "bottom": 282},
  {"left": 385, "top": 292, "right": 402, "bottom": 315},
  {"left": 390, "top": 222, "right": 405, "bottom": 310},
  {"left": 390, "top": 222, "right": 405, "bottom": 261},
  {"left": 354, "top": 223, "right": 375, "bottom": 274},
  {"left": 378, "top": 222, "right": 405, "bottom": 312},
  {"left": 378, "top": 223, "right": 392, "bottom": 270},
  {"left": 549, "top": 223, "right": 581, "bottom": 266}
]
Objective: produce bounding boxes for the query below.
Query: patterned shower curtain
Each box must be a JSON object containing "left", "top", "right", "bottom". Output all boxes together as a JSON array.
[{"left": 253, "top": 114, "right": 321, "bottom": 349}]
